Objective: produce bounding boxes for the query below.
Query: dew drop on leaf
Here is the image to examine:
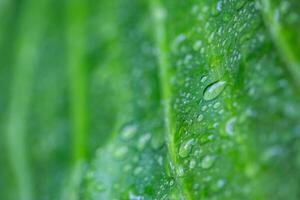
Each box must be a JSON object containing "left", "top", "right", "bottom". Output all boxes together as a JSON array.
[
  {"left": 134, "top": 166, "right": 143, "bottom": 175},
  {"left": 197, "top": 114, "right": 204, "bottom": 122},
  {"left": 129, "top": 192, "right": 144, "bottom": 200},
  {"left": 200, "top": 75, "right": 208, "bottom": 83},
  {"left": 225, "top": 117, "right": 237, "bottom": 136},
  {"left": 203, "top": 80, "right": 226, "bottom": 101},
  {"left": 169, "top": 177, "right": 175, "bottom": 186},
  {"left": 201, "top": 155, "right": 216, "bottom": 169},
  {"left": 201, "top": 105, "right": 208, "bottom": 111},
  {"left": 114, "top": 146, "right": 128, "bottom": 158},
  {"left": 137, "top": 132, "right": 151, "bottom": 150},
  {"left": 178, "top": 138, "right": 194, "bottom": 158},
  {"left": 213, "top": 101, "right": 221, "bottom": 109},
  {"left": 121, "top": 124, "right": 138, "bottom": 140},
  {"left": 176, "top": 165, "right": 185, "bottom": 177},
  {"left": 217, "top": 179, "right": 226, "bottom": 189},
  {"left": 189, "top": 159, "right": 197, "bottom": 169},
  {"left": 193, "top": 40, "right": 203, "bottom": 51}
]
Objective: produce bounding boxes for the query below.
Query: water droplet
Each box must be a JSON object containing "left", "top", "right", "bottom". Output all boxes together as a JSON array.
[
  {"left": 151, "top": 132, "right": 165, "bottom": 149},
  {"left": 121, "top": 124, "right": 138, "bottom": 140},
  {"left": 217, "top": 1, "right": 222, "bottom": 12},
  {"left": 123, "top": 164, "right": 132, "bottom": 172},
  {"left": 95, "top": 182, "right": 106, "bottom": 192},
  {"left": 213, "top": 122, "right": 219, "bottom": 128},
  {"left": 137, "top": 133, "right": 151, "bottom": 150},
  {"left": 129, "top": 192, "right": 144, "bottom": 200},
  {"left": 201, "top": 105, "right": 208, "bottom": 111},
  {"left": 225, "top": 117, "right": 237, "bottom": 136},
  {"left": 197, "top": 114, "right": 204, "bottom": 122},
  {"left": 217, "top": 179, "right": 226, "bottom": 188},
  {"left": 203, "top": 81, "right": 226, "bottom": 101},
  {"left": 262, "top": 145, "right": 283, "bottom": 161},
  {"left": 201, "top": 155, "right": 216, "bottom": 169},
  {"left": 218, "top": 109, "right": 224, "bottom": 114},
  {"left": 114, "top": 146, "right": 128, "bottom": 158},
  {"left": 172, "top": 34, "right": 186, "bottom": 52},
  {"left": 157, "top": 156, "right": 163, "bottom": 166},
  {"left": 189, "top": 159, "right": 197, "bottom": 169},
  {"left": 169, "top": 178, "right": 175, "bottom": 186},
  {"left": 179, "top": 139, "right": 194, "bottom": 158},
  {"left": 212, "top": 0, "right": 223, "bottom": 16},
  {"left": 213, "top": 102, "right": 221, "bottom": 109},
  {"left": 176, "top": 165, "right": 185, "bottom": 177},
  {"left": 134, "top": 166, "right": 143, "bottom": 175},
  {"left": 200, "top": 75, "right": 208, "bottom": 83},
  {"left": 235, "top": 0, "right": 247, "bottom": 10},
  {"left": 199, "top": 134, "right": 214, "bottom": 144},
  {"left": 193, "top": 40, "right": 203, "bottom": 51}
]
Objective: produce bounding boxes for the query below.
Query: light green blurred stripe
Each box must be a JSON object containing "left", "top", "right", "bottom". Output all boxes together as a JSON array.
[
  {"left": 66, "top": 0, "right": 88, "bottom": 162},
  {"left": 5, "top": 0, "right": 51, "bottom": 199},
  {"left": 62, "top": 1, "right": 89, "bottom": 199}
]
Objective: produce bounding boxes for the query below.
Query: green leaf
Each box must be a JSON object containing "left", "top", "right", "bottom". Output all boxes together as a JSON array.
[
  {"left": 1, "top": 0, "right": 300, "bottom": 199},
  {"left": 81, "top": 0, "right": 300, "bottom": 199}
]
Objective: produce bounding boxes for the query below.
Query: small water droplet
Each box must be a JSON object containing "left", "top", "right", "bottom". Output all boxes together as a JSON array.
[
  {"left": 189, "top": 159, "right": 197, "bottom": 169},
  {"left": 179, "top": 139, "right": 194, "bottom": 158},
  {"left": 201, "top": 155, "right": 216, "bottom": 169},
  {"left": 200, "top": 134, "right": 214, "bottom": 144},
  {"left": 172, "top": 34, "right": 186, "bottom": 52},
  {"left": 213, "top": 122, "right": 219, "bottom": 128},
  {"left": 235, "top": 0, "right": 247, "bottom": 10},
  {"left": 200, "top": 75, "right": 208, "bottom": 83},
  {"left": 176, "top": 165, "right": 185, "bottom": 177},
  {"left": 212, "top": 0, "right": 223, "bottom": 16},
  {"left": 121, "top": 124, "right": 138, "bottom": 140},
  {"left": 225, "top": 117, "right": 237, "bottom": 136},
  {"left": 129, "top": 192, "right": 144, "bottom": 200},
  {"left": 201, "top": 105, "right": 208, "bottom": 111},
  {"left": 216, "top": 178, "right": 226, "bottom": 190},
  {"left": 169, "top": 178, "right": 175, "bottom": 186},
  {"left": 203, "top": 81, "right": 226, "bottom": 101},
  {"left": 137, "top": 133, "right": 151, "bottom": 150},
  {"left": 114, "top": 146, "right": 128, "bottom": 158},
  {"left": 95, "top": 183, "right": 106, "bottom": 192},
  {"left": 197, "top": 114, "right": 204, "bottom": 122},
  {"left": 213, "top": 102, "right": 221, "bottom": 109},
  {"left": 134, "top": 166, "right": 143, "bottom": 175},
  {"left": 157, "top": 156, "right": 163, "bottom": 166},
  {"left": 123, "top": 164, "right": 132, "bottom": 172},
  {"left": 193, "top": 40, "right": 203, "bottom": 51}
]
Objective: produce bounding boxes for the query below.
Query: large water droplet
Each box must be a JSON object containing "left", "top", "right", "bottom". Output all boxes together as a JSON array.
[
  {"left": 179, "top": 139, "right": 194, "bottom": 158},
  {"left": 203, "top": 81, "right": 226, "bottom": 101}
]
